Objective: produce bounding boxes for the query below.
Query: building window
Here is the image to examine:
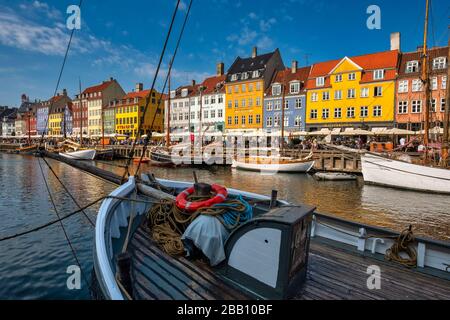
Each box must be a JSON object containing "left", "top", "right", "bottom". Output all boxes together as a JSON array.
[
  {"left": 442, "top": 76, "right": 447, "bottom": 89},
  {"left": 272, "top": 84, "right": 282, "bottom": 96},
  {"left": 227, "top": 86, "right": 232, "bottom": 94},
  {"left": 322, "top": 91, "right": 330, "bottom": 101},
  {"left": 231, "top": 74, "right": 238, "bottom": 81},
  {"left": 234, "top": 116, "right": 239, "bottom": 125},
  {"left": 284, "top": 116, "right": 289, "bottom": 127},
  {"left": 274, "top": 100, "right": 281, "bottom": 110},
  {"left": 348, "top": 73, "right": 356, "bottom": 80},
  {"left": 412, "top": 79, "right": 422, "bottom": 92},
  {"left": 347, "top": 88, "right": 356, "bottom": 99},
  {"left": 274, "top": 115, "right": 280, "bottom": 127},
  {"left": 431, "top": 99, "right": 436, "bottom": 112},
  {"left": 360, "top": 106, "right": 368, "bottom": 118},
  {"left": 248, "top": 84, "right": 253, "bottom": 92},
  {"left": 373, "top": 106, "right": 382, "bottom": 117},
  {"left": 228, "top": 100, "right": 232, "bottom": 108},
  {"left": 234, "top": 100, "right": 239, "bottom": 108},
  {"left": 294, "top": 116, "right": 301, "bottom": 127},
  {"left": 204, "top": 110, "right": 209, "bottom": 119},
  {"left": 311, "top": 92, "right": 318, "bottom": 102},
  {"left": 256, "top": 82, "right": 261, "bottom": 91},
  {"left": 266, "top": 117, "right": 272, "bottom": 127},
  {"left": 241, "top": 72, "right": 248, "bottom": 80},
  {"left": 290, "top": 82, "right": 300, "bottom": 94},
  {"left": 191, "top": 112, "right": 195, "bottom": 119},
  {"left": 252, "top": 70, "right": 260, "bottom": 78},
  {"left": 241, "top": 99, "right": 246, "bottom": 107},
  {"left": 241, "top": 116, "right": 246, "bottom": 125},
  {"left": 334, "top": 90, "right": 342, "bottom": 100},
  {"left": 373, "top": 69, "right": 384, "bottom": 80},
  {"left": 218, "top": 96, "right": 223, "bottom": 103},
  {"left": 322, "top": 108, "right": 329, "bottom": 119},
  {"left": 335, "top": 74, "right": 342, "bottom": 82},
  {"left": 406, "top": 61, "right": 419, "bottom": 73},
  {"left": 316, "top": 77, "right": 325, "bottom": 87},
  {"left": 441, "top": 98, "right": 446, "bottom": 112},
  {"left": 256, "top": 97, "right": 261, "bottom": 106},
  {"left": 267, "top": 101, "right": 273, "bottom": 111},
  {"left": 256, "top": 115, "right": 261, "bottom": 124},
  {"left": 234, "top": 85, "right": 239, "bottom": 93},
  {"left": 241, "top": 84, "right": 246, "bottom": 93},
  {"left": 295, "top": 98, "right": 302, "bottom": 109},
  {"left": 248, "top": 115, "right": 253, "bottom": 124},
  {"left": 228, "top": 116, "right": 232, "bottom": 125},
  {"left": 431, "top": 77, "right": 438, "bottom": 90},
  {"left": 374, "top": 86, "right": 383, "bottom": 97},
  {"left": 433, "top": 57, "right": 447, "bottom": 70},
  {"left": 398, "top": 80, "right": 409, "bottom": 93},
  {"left": 334, "top": 108, "right": 342, "bottom": 118},
  {"left": 398, "top": 101, "right": 408, "bottom": 114},
  {"left": 218, "top": 110, "right": 223, "bottom": 118},
  {"left": 347, "top": 107, "right": 355, "bottom": 118}
]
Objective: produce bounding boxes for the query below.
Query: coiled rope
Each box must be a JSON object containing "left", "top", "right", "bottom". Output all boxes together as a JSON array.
[
  {"left": 385, "top": 225, "right": 417, "bottom": 268},
  {"left": 147, "top": 195, "right": 252, "bottom": 256}
]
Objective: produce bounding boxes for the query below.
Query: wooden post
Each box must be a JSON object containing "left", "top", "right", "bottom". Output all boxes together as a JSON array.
[
  {"left": 441, "top": 32, "right": 450, "bottom": 167},
  {"left": 422, "top": 0, "right": 430, "bottom": 150}
]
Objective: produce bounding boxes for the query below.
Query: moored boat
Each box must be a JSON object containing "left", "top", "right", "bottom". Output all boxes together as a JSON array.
[
  {"left": 314, "top": 172, "right": 358, "bottom": 181},
  {"left": 92, "top": 175, "right": 450, "bottom": 300},
  {"left": 361, "top": 152, "right": 450, "bottom": 194},
  {"left": 59, "top": 149, "right": 96, "bottom": 160},
  {"left": 232, "top": 155, "right": 315, "bottom": 173}
]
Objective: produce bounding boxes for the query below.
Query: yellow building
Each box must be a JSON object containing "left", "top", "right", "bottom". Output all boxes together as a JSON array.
[
  {"left": 115, "top": 84, "right": 164, "bottom": 139},
  {"left": 49, "top": 111, "right": 64, "bottom": 136},
  {"left": 305, "top": 50, "right": 399, "bottom": 130},
  {"left": 225, "top": 47, "right": 284, "bottom": 131}
]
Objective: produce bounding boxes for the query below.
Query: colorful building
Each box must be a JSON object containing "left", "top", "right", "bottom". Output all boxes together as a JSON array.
[
  {"left": 72, "top": 92, "right": 88, "bottom": 137},
  {"left": 1, "top": 108, "right": 17, "bottom": 136},
  {"left": 104, "top": 101, "right": 117, "bottom": 135},
  {"left": 115, "top": 83, "right": 164, "bottom": 139},
  {"left": 166, "top": 81, "right": 201, "bottom": 133},
  {"left": 305, "top": 48, "right": 399, "bottom": 131},
  {"left": 225, "top": 47, "right": 284, "bottom": 131},
  {"left": 84, "top": 78, "right": 125, "bottom": 137},
  {"left": 264, "top": 61, "right": 311, "bottom": 132},
  {"left": 40, "top": 90, "right": 71, "bottom": 136},
  {"left": 396, "top": 46, "right": 448, "bottom": 131}
]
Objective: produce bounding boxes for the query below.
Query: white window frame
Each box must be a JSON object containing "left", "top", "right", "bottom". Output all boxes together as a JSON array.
[
  {"left": 373, "top": 69, "right": 385, "bottom": 80},
  {"left": 412, "top": 100, "right": 422, "bottom": 113},
  {"left": 290, "top": 82, "right": 300, "bottom": 94},
  {"left": 374, "top": 86, "right": 383, "bottom": 97},
  {"left": 322, "top": 108, "right": 329, "bottom": 119},
  {"left": 398, "top": 101, "right": 408, "bottom": 114},
  {"left": 406, "top": 61, "right": 419, "bottom": 73},
  {"left": 335, "top": 74, "right": 342, "bottom": 82},
  {"left": 311, "top": 92, "right": 318, "bottom": 102},
  {"left": 412, "top": 79, "right": 422, "bottom": 92},
  {"left": 272, "top": 84, "right": 282, "bottom": 96},
  {"left": 360, "top": 87, "right": 369, "bottom": 98},
  {"left": 310, "top": 109, "right": 318, "bottom": 119},
  {"left": 398, "top": 80, "right": 409, "bottom": 93},
  {"left": 316, "top": 77, "right": 325, "bottom": 87},
  {"left": 373, "top": 106, "right": 382, "bottom": 117},
  {"left": 322, "top": 91, "right": 330, "bottom": 101},
  {"left": 348, "top": 73, "right": 356, "bottom": 80},
  {"left": 334, "top": 90, "right": 342, "bottom": 100},
  {"left": 347, "top": 88, "right": 356, "bottom": 99},
  {"left": 334, "top": 107, "right": 342, "bottom": 118},
  {"left": 360, "top": 106, "right": 368, "bottom": 118},
  {"left": 433, "top": 57, "right": 447, "bottom": 70},
  {"left": 347, "top": 107, "right": 355, "bottom": 118}
]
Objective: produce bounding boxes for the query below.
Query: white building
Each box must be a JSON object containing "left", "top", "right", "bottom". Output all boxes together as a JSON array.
[{"left": 1, "top": 108, "right": 17, "bottom": 136}]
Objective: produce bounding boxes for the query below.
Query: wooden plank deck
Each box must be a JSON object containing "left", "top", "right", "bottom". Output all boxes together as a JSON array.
[{"left": 130, "top": 224, "right": 450, "bottom": 300}]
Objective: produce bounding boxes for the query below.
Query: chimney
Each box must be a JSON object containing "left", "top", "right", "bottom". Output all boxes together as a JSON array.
[
  {"left": 252, "top": 46, "right": 257, "bottom": 58},
  {"left": 110, "top": 77, "right": 114, "bottom": 82},
  {"left": 291, "top": 60, "right": 298, "bottom": 73},
  {"left": 135, "top": 83, "right": 143, "bottom": 92},
  {"left": 191, "top": 79, "right": 196, "bottom": 86},
  {"left": 390, "top": 32, "right": 401, "bottom": 52},
  {"left": 21, "top": 94, "right": 28, "bottom": 103},
  {"left": 63, "top": 89, "right": 67, "bottom": 96},
  {"left": 217, "top": 62, "right": 224, "bottom": 76}
]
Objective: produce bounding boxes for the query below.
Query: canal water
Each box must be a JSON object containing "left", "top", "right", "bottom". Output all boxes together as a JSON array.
[{"left": 0, "top": 153, "right": 449, "bottom": 299}]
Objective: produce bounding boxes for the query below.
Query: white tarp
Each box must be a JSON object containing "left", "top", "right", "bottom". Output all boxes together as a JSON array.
[{"left": 182, "top": 215, "right": 230, "bottom": 266}]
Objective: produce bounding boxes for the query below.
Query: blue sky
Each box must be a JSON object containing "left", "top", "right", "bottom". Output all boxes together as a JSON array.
[{"left": 0, "top": 0, "right": 448, "bottom": 106}]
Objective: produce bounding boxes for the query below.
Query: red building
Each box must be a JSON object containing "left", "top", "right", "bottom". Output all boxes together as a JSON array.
[
  {"left": 396, "top": 46, "right": 448, "bottom": 131},
  {"left": 72, "top": 92, "right": 88, "bottom": 136}
]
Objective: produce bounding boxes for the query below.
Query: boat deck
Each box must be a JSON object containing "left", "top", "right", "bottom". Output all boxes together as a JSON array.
[{"left": 129, "top": 223, "right": 450, "bottom": 300}]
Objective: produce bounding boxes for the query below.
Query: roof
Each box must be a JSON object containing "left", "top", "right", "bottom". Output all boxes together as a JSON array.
[
  {"left": 83, "top": 80, "right": 115, "bottom": 94},
  {"left": 226, "top": 49, "right": 279, "bottom": 82},
  {"left": 307, "top": 50, "right": 399, "bottom": 89},
  {"left": 200, "top": 74, "right": 226, "bottom": 94},
  {"left": 265, "top": 66, "right": 311, "bottom": 96},
  {"left": 0, "top": 108, "right": 17, "bottom": 119},
  {"left": 171, "top": 83, "right": 202, "bottom": 99},
  {"left": 398, "top": 46, "right": 448, "bottom": 77}
]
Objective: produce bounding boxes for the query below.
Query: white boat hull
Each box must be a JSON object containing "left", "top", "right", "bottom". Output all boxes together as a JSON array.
[
  {"left": 59, "top": 149, "right": 96, "bottom": 160},
  {"left": 361, "top": 153, "right": 450, "bottom": 194},
  {"left": 232, "top": 159, "right": 315, "bottom": 173}
]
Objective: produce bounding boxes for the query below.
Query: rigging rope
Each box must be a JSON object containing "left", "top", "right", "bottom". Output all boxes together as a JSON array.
[
  {"left": 120, "top": 0, "right": 182, "bottom": 183},
  {"left": 385, "top": 225, "right": 417, "bottom": 268},
  {"left": 134, "top": 0, "right": 195, "bottom": 176}
]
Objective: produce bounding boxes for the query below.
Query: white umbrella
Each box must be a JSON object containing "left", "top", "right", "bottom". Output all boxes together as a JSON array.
[
  {"left": 291, "top": 131, "right": 309, "bottom": 137},
  {"left": 308, "top": 128, "right": 331, "bottom": 136},
  {"left": 377, "top": 128, "right": 416, "bottom": 135}
]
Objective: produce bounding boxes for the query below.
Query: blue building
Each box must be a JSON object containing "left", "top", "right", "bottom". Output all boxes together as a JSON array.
[
  {"left": 264, "top": 62, "right": 310, "bottom": 132},
  {"left": 36, "top": 104, "right": 48, "bottom": 135},
  {"left": 62, "top": 103, "right": 73, "bottom": 136}
]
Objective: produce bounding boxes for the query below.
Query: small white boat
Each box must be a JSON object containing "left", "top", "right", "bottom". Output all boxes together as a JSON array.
[
  {"left": 361, "top": 153, "right": 450, "bottom": 194},
  {"left": 59, "top": 149, "right": 96, "bottom": 160},
  {"left": 314, "top": 172, "right": 358, "bottom": 181},
  {"left": 232, "top": 155, "right": 315, "bottom": 173}
]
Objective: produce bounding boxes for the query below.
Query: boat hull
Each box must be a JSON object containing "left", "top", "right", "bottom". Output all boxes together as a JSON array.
[
  {"left": 232, "top": 159, "right": 315, "bottom": 173},
  {"left": 59, "top": 149, "right": 96, "bottom": 160},
  {"left": 361, "top": 153, "right": 450, "bottom": 194}
]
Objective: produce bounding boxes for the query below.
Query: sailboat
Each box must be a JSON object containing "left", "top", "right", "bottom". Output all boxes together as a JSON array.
[
  {"left": 361, "top": 0, "right": 450, "bottom": 193},
  {"left": 59, "top": 80, "right": 97, "bottom": 161}
]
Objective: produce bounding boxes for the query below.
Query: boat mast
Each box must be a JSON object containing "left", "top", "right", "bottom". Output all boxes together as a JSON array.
[
  {"left": 281, "top": 71, "right": 286, "bottom": 154},
  {"left": 422, "top": 0, "right": 431, "bottom": 152},
  {"left": 166, "top": 59, "right": 172, "bottom": 148},
  {"left": 442, "top": 32, "right": 450, "bottom": 167},
  {"left": 79, "top": 78, "right": 83, "bottom": 147},
  {"left": 28, "top": 111, "right": 31, "bottom": 145},
  {"left": 63, "top": 104, "right": 67, "bottom": 139}
]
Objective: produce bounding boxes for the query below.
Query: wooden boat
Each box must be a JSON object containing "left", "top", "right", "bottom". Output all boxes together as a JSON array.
[
  {"left": 59, "top": 149, "right": 96, "bottom": 160},
  {"left": 16, "top": 144, "right": 38, "bottom": 154},
  {"left": 133, "top": 157, "right": 150, "bottom": 164},
  {"left": 92, "top": 175, "right": 450, "bottom": 300},
  {"left": 361, "top": 152, "right": 450, "bottom": 194},
  {"left": 314, "top": 172, "right": 358, "bottom": 181},
  {"left": 232, "top": 154, "right": 315, "bottom": 173}
]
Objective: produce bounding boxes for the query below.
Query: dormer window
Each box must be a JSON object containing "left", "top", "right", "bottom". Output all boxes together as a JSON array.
[
  {"left": 316, "top": 77, "right": 325, "bottom": 87},
  {"left": 241, "top": 72, "right": 249, "bottom": 80},
  {"left": 433, "top": 57, "right": 447, "bottom": 70},
  {"left": 231, "top": 74, "right": 238, "bottom": 81},
  {"left": 373, "top": 69, "right": 384, "bottom": 80},
  {"left": 406, "top": 61, "right": 419, "bottom": 73},
  {"left": 252, "top": 70, "right": 260, "bottom": 78},
  {"left": 290, "top": 82, "right": 300, "bottom": 94},
  {"left": 170, "top": 90, "right": 176, "bottom": 99},
  {"left": 181, "top": 89, "right": 188, "bottom": 97},
  {"left": 272, "top": 84, "right": 282, "bottom": 96}
]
